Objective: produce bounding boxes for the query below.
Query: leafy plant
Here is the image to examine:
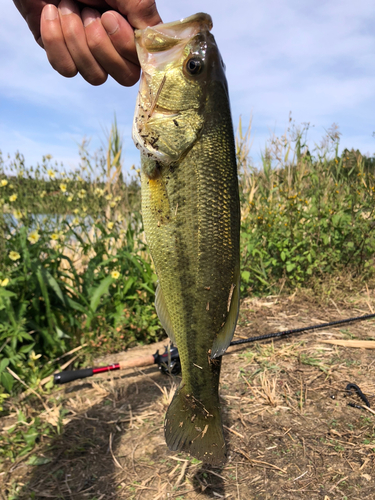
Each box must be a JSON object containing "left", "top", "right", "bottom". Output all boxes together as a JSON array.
[
  {"left": 0, "top": 121, "right": 162, "bottom": 397},
  {"left": 238, "top": 118, "right": 375, "bottom": 294}
]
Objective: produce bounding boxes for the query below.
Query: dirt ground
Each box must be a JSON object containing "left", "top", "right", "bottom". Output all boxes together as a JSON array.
[{"left": 2, "top": 289, "right": 375, "bottom": 500}]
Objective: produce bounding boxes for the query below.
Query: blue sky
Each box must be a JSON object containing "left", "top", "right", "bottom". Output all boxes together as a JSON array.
[{"left": 1, "top": 0, "right": 375, "bottom": 173}]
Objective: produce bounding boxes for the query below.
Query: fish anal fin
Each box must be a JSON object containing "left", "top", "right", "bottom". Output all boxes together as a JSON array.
[
  {"left": 155, "top": 284, "right": 177, "bottom": 344},
  {"left": 211, "top": 276, "right": 240, "bottom": 359}
]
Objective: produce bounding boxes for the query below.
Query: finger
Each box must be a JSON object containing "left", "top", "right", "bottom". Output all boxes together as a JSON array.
[
  {"left": 58, "top": 0, "right": 108, "bottom": 85},
  {"left": 25, "top": 6, "right": 45, "bottom": 46},
  {"left": 41, "top": 4, "right": 77, "bottom": 77},
  {"left": 13, "top": 0, "right": 59, "bottom": 46},
  {"left": 103, "top": 0, "right": 162, "bottom": 29},
  {"left": 101, "top": 11, "right": 138, "bottom": 65},
  {"left": 82, "top": 8, "right": 140, "bottom": 86}
]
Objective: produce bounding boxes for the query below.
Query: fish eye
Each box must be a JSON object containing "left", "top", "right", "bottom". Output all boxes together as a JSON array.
[{"left": 185, "top": 57, "right": 203, "bottom": 75}]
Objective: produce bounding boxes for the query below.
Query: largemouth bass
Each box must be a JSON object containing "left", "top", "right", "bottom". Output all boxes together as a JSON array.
[{"left": 133, "top": 13, "right": 240, "bottom": 464}]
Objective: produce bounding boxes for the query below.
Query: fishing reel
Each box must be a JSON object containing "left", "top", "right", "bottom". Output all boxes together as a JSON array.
[{"left": 153, "top": 344, "right": 181, "bottom": 375}]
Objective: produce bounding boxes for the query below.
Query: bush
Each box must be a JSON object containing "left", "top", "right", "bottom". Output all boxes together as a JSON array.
[
  {"left": 0, "top": 122, "right": 162, "bottom": 395},
  {"left": 238, "top": 119, "right": 375, "bottom": 294}
]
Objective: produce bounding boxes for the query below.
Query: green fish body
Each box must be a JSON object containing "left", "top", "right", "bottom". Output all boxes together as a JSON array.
[{"left": 133, "top": 13, "right": 240, "bottom": 464}]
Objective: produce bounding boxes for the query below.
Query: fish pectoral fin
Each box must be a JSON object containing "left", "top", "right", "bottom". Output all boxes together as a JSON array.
[
  {"left": 211, "top": 275, "right": 240, "bottom": 359},
  {"left": 155, "top": 284, "right": 177, "bottom": 344}
]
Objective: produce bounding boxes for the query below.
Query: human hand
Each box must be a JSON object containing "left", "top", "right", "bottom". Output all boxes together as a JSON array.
[{"left": 13, "top": 0, "right": 162, "bottom": 86}]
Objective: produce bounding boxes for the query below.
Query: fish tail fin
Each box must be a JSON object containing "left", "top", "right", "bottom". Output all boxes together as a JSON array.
[{"left": 164, "top": 384, "right": 227, "bottom": 464}]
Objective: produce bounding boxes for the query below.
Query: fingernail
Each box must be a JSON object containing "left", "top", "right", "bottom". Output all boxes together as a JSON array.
[
  {"left": 102, "top": 12, "right": 119, "bottom": 35},
  {"left": 59, "top": 0, "right": 73, "bottom": 16},
  {"left": 44, "top": 4, "right": 58, "bottom": 21},
  {"left": 83, "top": 8, "right": 99, "bottom": 28}
]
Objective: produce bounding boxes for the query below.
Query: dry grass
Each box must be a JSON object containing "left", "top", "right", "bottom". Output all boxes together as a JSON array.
[{"left": 2, "top": 288, "right": 375, "bottom": 499}]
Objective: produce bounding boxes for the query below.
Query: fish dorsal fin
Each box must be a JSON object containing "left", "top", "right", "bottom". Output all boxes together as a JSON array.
[
  {"left": 211, "top": 275, "right": 240, "bottom": 358},
  {"left": 155, "top": 284, "right": 177, "bottom": 344}
]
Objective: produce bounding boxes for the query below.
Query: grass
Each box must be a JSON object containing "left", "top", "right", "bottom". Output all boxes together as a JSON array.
[
  {"left": 0, "top": 116, "right": 375, "bottom": 480},
  {"left": 238, "top": 118, "right": 375, "bottom": 295}
]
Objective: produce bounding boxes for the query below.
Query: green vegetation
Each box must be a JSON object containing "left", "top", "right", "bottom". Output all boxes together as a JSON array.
[
  {"left": 0, "top": 122, "right": 161, "bottom": 405},
  {"left": 0, "top": 117, "right": 375, "bottom": 465},
  {"left": 239, "top": 119, "right": 375, "bottom": 294}
]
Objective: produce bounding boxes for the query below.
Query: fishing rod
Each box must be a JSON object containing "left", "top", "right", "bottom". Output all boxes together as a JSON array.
[
  {"left": 54, "top": 345, "right": 181, "bottom": 385},
  {"left": 54, "top": 312, "right": 375, "bottom": 385}
]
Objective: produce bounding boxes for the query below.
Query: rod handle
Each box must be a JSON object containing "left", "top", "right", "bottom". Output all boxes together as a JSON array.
[
  {"left": 119, "top": 354, "right": 155, "bottom": 370},
  {"left": 54, "top": 368, "right": 93, "bottom": 384}
]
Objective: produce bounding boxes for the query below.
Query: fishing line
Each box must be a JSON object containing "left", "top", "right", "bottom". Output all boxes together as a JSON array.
[
  {"left": 228, "top": 312, "right": 375, "bottom": 348},
  {"left": 54, "top": 312, "right": 375, "bottom": 384}
]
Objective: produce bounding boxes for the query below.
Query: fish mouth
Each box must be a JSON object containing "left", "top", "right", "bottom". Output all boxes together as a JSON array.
[
  {"left": 133, "top": 13, "right": 214, "bottom": 163},
  {"left": 135, "top": 13, "right": 212, "bottom": 53},
  {"left": 134, "top": 13, "right": 213, "bottom": 76}
]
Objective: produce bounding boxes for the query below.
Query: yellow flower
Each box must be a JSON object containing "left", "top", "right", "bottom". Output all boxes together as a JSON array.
[
  {"left": 72, "top": 217, "right": 79, "bottom": 225},
  {"left": 107, "top": 221, "right": 114, "bottom": 230},
  {"left": 29, "top": 350, "right": 42, "bottom": 361},
  {"left": 0, "top": 179, "right": 8, "bottom": 187},
  {"left": 9, "top": 194, "right": 17, "bottom": 202},
  {"left": 67, "top": 195, "right": 73, "bottom": 202},
  {"left": 78, "top": 189, "right": 86, "bottom": 199},
  {"left": 28, "top": 230, "right": 40, "bottom": 244},
  {"left": 105, "top": 193, "right": 113, "bottom": 201},
  {"left": 51, "top": 233, "right": 59, "bottom": 240},
  {"left": 0, "top": 278, "right": 9, "bottom": 287},
  {"left": 40, "top": 191, "right": 46, "bottom": 198},
  {"left": 111, "top": 271, "right": 120, "bottom": 279},
  {"left": 47, "top": 169, "right": 56, "bottom": 178},
  {"left": 73, "top": 208, "right": 79, "bottom": 214},
  {"left": 9, "top": 251, "right": 21, "bottom": 261},
  {"left": 13, "top": 209, "right": 22, "bottom": 219},
  {"left": 77, "top": 176, "right": 83, "bottom": 182},
  {"left": 109, "top": 201, "right": 116, "bottom": 208},
  {"left": 60, "top": 183, "right": 67, "bottom": 193}
]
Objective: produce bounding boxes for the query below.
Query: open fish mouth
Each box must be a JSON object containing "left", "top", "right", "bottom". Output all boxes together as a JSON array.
[
  {"left": 132, "top": 13, "right": 217, "bottom": 164},
  {"left": 135, "top": 13, "right": 212, "bottom": 57},
  {"left": 134, "top": 13, "right": 213, "bottom": 83}
]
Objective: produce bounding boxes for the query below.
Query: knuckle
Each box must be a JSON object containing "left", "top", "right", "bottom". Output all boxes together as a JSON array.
[
  {"left": 59, "top": 64, "right": 78, "bottom": 78},
  {"left": 61, "top": 24, "right": 81, "bottom": 45},
  {"left": 86, "top": 30, "right": 105, "bottom": 52},
  {"left": 47, "top": 53, "right": 78, "bottom": 77},
  {"left": 88, "top": 71, "right": 108, "bottom": 86},
  {"left": 117, "top": 68, "right": 140, "bottom": 87},
  {"left": 136, "top": 0, "right": 158, "bottom": 17}
]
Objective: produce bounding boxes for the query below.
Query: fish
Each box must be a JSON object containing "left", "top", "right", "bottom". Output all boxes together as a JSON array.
[{"left": 132, "top": 12, "right": 240, "bottom": 464}]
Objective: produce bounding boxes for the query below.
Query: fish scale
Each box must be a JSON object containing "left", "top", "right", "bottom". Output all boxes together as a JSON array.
[{"left": 133, "top": 13, "right": 240, "bottom": 464}]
